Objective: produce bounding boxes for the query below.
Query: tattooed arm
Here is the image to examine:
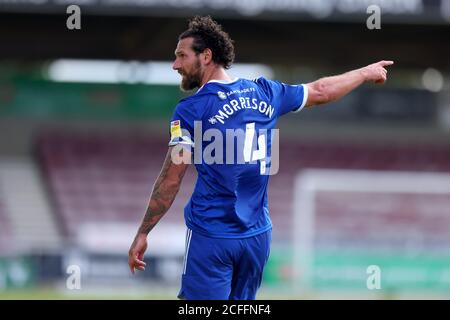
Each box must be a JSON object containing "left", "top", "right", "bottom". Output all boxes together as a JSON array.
[{"left": 128, "top": 147, "right": 189, "bottom": 274}]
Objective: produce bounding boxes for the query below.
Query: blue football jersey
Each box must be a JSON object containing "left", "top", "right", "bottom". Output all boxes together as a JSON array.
[{"left": 169, "top": 77, "right": 308, "bottom": 238}]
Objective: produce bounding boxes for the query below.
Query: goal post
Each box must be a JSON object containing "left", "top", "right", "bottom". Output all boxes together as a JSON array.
[{"left": 292, "top": 169, "right": 450, "bottom": 295}]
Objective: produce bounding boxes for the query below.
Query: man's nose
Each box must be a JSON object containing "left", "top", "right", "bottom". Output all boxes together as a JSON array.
[{"left": 173, "top": 59, "right": 180, "bottom": 70}]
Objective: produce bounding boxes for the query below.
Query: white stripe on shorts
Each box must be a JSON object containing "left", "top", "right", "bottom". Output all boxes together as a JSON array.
[{"left": 182, "top": 228, "right": 192, "bottom": 275}]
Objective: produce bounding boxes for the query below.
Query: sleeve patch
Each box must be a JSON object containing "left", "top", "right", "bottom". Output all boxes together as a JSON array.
[{"left": 170, "top": 120, "right": 182, "bottom": 139}]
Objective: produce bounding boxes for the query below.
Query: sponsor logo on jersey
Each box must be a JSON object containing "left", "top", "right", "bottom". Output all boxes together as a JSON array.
[{"left": 217, "top": 91, "right": 227, "bottom": 100}]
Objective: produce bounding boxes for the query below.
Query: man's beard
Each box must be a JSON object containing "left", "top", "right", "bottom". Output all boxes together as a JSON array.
[{"left": 180, "top": 60, "right": 202, "bottom": 91}]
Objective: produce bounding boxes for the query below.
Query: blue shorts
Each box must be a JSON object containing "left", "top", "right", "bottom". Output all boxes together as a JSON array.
[{"left": 178, "top": 228, "right": 271, "bottom": 300}]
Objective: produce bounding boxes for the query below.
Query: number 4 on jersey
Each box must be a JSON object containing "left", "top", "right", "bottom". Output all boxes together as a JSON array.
[{"left": 243, "top": 122, "right": 267, "bottom": 175}]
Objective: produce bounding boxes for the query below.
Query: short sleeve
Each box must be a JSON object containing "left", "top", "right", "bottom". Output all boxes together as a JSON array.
[
  {"left": 254, "top": 77, "right": 308, "bottom": 116},
  {"left": 168, "top": 101, "right": 196, "bottom": 148}
]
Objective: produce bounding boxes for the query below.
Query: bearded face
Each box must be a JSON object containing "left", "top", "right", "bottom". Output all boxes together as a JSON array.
[{"left": 179, "top": 56, "right": 203, "bottom": 91}]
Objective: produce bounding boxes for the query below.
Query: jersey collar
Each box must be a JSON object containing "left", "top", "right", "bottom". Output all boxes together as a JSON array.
[{"left": 196, "top": 78, "right": 240, "bottom": 93}]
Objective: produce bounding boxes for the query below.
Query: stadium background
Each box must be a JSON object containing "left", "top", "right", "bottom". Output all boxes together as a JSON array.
[{"left": 1, "top": 0, "right": 450, "bottom": 299}]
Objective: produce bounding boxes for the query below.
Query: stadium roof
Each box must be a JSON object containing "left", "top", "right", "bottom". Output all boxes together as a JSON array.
[{"left": 0, "top": 1, "right": 449, "bottom": 72}]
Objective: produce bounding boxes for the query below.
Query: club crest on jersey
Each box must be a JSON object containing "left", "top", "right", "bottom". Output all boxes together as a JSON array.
[{"left": 217, "top": 91, "right": 227, "bottom": 100}]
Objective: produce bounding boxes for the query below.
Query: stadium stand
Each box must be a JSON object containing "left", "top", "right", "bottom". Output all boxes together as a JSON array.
[
  {"left": 36, "top": 131, "right": 450, "bottom": 244},
  {"left": 0, "top": 198, "right": 13, "bottom": 253},
  {"left": 36, "top": 131, "right": 195, "bottom": 242},
  {"left": 0, "top": 159, "right": 61, "bottom": 252}
]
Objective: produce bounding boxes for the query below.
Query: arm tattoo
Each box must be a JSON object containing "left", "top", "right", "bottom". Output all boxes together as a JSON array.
[{"left": 138, "top": 151, "right": 187, "bottom": 235}]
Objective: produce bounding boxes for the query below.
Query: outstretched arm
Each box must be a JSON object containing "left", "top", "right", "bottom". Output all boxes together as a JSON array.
[
  {"left": 305, "top": 60, "right": 394, "bottom": 107},
  {"left": 128, "top": 147, "right": 189, "bottom": 274}
]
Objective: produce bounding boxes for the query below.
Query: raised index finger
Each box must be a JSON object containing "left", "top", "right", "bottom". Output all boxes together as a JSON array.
[{"left": 380, "top": 60, "right": 394, "bottom": 67}]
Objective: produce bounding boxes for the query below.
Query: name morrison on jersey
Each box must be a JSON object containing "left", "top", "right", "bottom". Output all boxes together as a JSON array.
[{"left": 210, "top": 95, "right": 275, "bottom": 125}]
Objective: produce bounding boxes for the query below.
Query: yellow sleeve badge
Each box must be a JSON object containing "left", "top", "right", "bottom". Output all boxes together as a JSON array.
[
  {"left": 170, "top": 120, "right": 182, "bottom": 139},
  {"left": 168, "top": 119, "right": 194, "bottom": 147}
]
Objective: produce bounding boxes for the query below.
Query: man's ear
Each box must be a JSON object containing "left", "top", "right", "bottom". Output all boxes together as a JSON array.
[{"left": 202, "top": 48, "right": 213, "bottom": 64}]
